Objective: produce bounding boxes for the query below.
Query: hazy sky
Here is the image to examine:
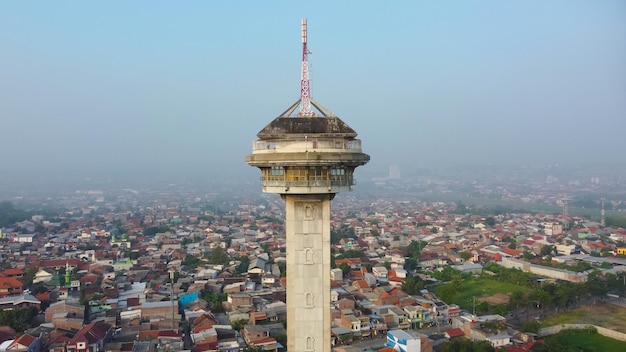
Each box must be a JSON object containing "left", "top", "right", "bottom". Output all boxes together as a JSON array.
[{"left": 1, "top": 1, "right": 624, "bottom": 184}]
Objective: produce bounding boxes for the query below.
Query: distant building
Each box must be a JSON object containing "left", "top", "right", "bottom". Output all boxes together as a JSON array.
[{"left": 389, "top": 165, "right": 401, "bottom": 180}]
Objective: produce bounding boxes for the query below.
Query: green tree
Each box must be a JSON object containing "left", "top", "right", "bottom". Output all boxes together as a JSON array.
[
  {"left": 339, "top": 263, "right": 351, "bottom": 276},
  {"left": 0, "top": 307, "right": 38, "bottom": 333},
  {"left": 182, "top": 255, "right": 201, "bottom": 268},
  {"left": 406, "top": 240, "right": 426, "bottom": 259},
  {"left": 21, "top": 267, "right": 39, "bottom": 288},
  {"left": 540, "top": 245, "right": 554, "bottom": 256},
  {"left": 235, "top": 256, "right": 251, "bottom": 276},
  {"left": 404, "top": 258, "right": 418, "bottom": 272},
  {"left": 442, "top": 337, "right": 495, "bottom": 352},
  {"left": 586, "top": 271, "right": 608, "bottom": 298},
  {"left": 231, "top": 318, "right": 247, "bottom": 331},
  {"left": 207, "top": 246, "right": 230, "bottom": 265},
  {"left": 485, "top": 217, "right": 496, "bottom": 226},
  {"left": 401, "top": 276, "right": 424, "bottom": 295}
]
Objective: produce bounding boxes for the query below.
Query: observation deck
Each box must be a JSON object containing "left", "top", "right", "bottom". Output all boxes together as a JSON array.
[{"left": 246, "top": 113, "right": 369, "bottom": 195}]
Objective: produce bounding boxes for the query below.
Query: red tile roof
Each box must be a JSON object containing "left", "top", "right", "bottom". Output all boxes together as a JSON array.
[
  {"left": 68, "top": 321, "right": 111, "bottom": 346},
  {"left": 10, "top": 334, "right": 36, "bottom": 348},
  {"left": 0, "top": 268, "right": 24, "bottom": 276},
  {"left": 445, "top": 328, "right": 465, "bottom": 338}
]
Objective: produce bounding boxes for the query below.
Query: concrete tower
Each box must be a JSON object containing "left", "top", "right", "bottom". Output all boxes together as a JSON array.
[{"left": 245, "top": 19, "right": 369, "bottom": 352}]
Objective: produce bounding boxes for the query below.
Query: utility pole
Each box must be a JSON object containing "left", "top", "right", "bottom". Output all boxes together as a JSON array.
[
  {"left": 473, "top": 296, "right": 476, "bottom": 317},
  {"left": 169, "top": 270, "right": 175, "bottom": 330}
]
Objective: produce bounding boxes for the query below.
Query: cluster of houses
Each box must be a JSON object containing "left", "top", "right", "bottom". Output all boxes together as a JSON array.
[{"left": 0, "top": 194, "right": 624, "bottom": 351}]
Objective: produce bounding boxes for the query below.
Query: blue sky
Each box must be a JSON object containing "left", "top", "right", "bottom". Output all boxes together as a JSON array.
[{"left": 1, "top": 1, "right": 624, "bottom": 183}]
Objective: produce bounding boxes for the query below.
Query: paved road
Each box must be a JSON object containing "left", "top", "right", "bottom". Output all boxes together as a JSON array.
[
  {"left": 345, "top": 337, "right": 387, "bottom": 351},
  {"left": 334, "top": 325, "right": 452, "bottom": 351}
]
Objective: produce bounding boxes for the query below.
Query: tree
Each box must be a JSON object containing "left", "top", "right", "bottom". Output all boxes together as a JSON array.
[
  {"left": 460, "top": 252, "right": 471, "bottom": 261},
  {"left": 235, "top": 256, "right": 251, "bottom": 276},
  {"left": 231, "top": 318, "right": 247, "bottom": 331},
  {"left": 442, "top": 337, "right": 495, "bottom": 352},
  {"left": 275, "top": 333, "right": 287, "bottom": 348},
  {"left": 485, "top": 217, "right": 496, "bottom": 226},
  {"left": 586, "top": 271, "right": 608, "bottom": 299},
  {"left": 401, "top": 276, "right": 424, "bottom": 295},
  {"left": 182, "top": 255, "right": 201, "bottom": 268},
  {"left": 22, "top": 267, "right": 39, "bottom": 288},
  {"left": 207, "top": 246, "right": 230, "bottom": 265},
  {"left": 540, "top": 245, "right": 553, "bottom": 256},
  {"left": 339, "top": 263, "right": 351, "bottom": 276},
  {"left": 404, "top": 258, "right": 418, "bottom": 272},
  {"left": 406, "top": 240, "right": 425, "bottom": 259},
  {"left": 476, "top": 301, "right": 489, "bottom": 315},
  {"left": 0, "top": 307, "right": 38, "bottom": 333}
]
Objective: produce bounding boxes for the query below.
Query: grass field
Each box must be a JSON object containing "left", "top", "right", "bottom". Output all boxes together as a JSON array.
[
  {"left": 449, "top": 278, "right": 533, "bottom": 310},
  {"left": 542, "top": 328, "right": 626, "bottom": 351},
  {"left": 540, "top": 304, "right": 626, "bottom": 333}
]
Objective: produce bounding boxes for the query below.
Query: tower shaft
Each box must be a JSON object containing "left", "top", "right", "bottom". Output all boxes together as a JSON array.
[{"left": 284, "top": 194, "right": 332, "bottom": 351}]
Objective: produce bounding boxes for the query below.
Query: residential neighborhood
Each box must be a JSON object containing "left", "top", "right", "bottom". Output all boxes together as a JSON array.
[{"left": 0, "top": 176, "right": 625, "bottom": 351}]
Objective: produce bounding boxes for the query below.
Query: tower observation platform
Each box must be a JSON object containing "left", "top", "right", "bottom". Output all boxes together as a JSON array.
[
  {"left": 245, "top": 19, "right": 369, "bottom": 352},
  {"left": 246, "top": 99, "right": 369, "bottom": 195}
]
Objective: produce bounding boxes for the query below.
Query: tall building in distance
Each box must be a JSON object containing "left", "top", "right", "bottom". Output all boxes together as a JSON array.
[
  {"left": 389, "top": 165, "right": 401, "bottom": 180},
  {"left": 245, "top": 19, "right": 369, "bottom": 351}
]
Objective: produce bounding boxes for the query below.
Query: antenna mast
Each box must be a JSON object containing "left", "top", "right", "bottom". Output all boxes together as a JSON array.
[{"left": 299, "top": 18, "right": 315, "bottom": 117}]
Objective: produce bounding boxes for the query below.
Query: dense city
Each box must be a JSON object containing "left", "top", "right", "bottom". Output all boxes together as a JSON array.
[{"left": 0, "top": 164, "right": 625, "bottom": 352}]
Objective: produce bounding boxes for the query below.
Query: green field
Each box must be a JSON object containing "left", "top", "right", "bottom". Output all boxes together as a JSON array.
[
  {"left": 539, "top": 304, "right": 626, "bottom": 333},
  {"left": 444, "top": 278, "right": 533, "bottom": 310},
  {"left": 539, "top": 328, "right": 626, "bottom": 352}
]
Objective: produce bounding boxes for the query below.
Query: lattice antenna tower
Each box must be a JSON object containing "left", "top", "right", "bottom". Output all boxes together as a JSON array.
[{"left": 299, "top": 18, "right": 315, "bottom": 117}]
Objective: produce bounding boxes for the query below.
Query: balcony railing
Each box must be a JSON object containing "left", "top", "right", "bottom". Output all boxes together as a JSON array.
[
  {"left": 261, "top": 178, "right": 356, "bottom": 188},
  {"left": 252, "top": 139, "right": 362, "bottom": 152}
]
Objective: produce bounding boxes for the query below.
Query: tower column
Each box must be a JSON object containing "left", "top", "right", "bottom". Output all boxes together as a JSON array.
[{"left": 284, "top": 194, "right": 332, "bottom": 352}]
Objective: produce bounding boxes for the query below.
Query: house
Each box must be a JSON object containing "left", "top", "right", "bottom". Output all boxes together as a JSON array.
[
  {"left": 386, "top": 329, "right": 422, "bottom": 352},
  {"left": 33, "top": 268, "right": 54, "bottom": 284},
  {"left": 372, "top": 266, "right": 389, "bottom": 279},
  {"left": 66, "top": 321, "right": 112, "bottom": 352},
  {"left": 249, "top": 337, "right": 279, "bottom": 352},
  {"left": 0, "top": 277, "right": 23, "bottom": 297},
  {"left": 242, "top": 323, "right": 285, "bottom": 345},
  {"left": 45, "top": 301, "right": 84, "bottom": 323},
  {"left": 6, "top": 333, "right": 40, "bottom": 352},
  {"left": 192, "top": 313, "right": 219, "bottom": 333},
  {"left": 444, "top": 328, "right": 465, "bottom": 339},
  {"left": 14, "top": 234, "right": 35, "bottom": 243},
  {"left": 140, "top": 301, "right": 179, "bottom": 322},
  {"left": 486, "top": 334, "right": 511, "bottom": 348},
  {"left": 0, "top": 294, "right": 40, "bottom": 311},
  {"left": 0, "top": 268, "right": 24, "bottom": 279}
]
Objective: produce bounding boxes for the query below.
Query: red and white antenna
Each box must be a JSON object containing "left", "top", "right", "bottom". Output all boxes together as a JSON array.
[{"left": 299, "top": 18, "right": 315, "bottom": 117}]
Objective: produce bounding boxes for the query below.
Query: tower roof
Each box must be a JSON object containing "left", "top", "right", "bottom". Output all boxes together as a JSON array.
[
  {"left": 257, "top": 97, "right": 359, "bottom": 139},
  {"left": 257, "top": 116, "right": 357, "bottom": 139}
]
